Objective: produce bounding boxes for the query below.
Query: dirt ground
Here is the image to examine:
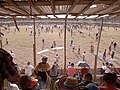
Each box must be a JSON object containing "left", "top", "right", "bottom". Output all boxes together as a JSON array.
[{"left": 1, "top": 25, "right": 120, "bottom": 70}]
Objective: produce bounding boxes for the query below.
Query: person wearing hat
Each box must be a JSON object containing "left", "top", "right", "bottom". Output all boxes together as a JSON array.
[
  {"left": 54, "top": 76, "right": 80, "bottom": 90},
  {"left": 99, "top": 72, "right": 120, "bottom": 90},
  {"left": 34, "top": 56, "right": 50, "bottom": 89}
]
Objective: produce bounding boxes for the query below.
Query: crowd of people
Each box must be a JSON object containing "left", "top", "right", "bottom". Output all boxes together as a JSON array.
[
  {"left": 0, "top": 48, "right": 120, "bottom": 90},
  {"left": 0, "top": 22, "right": 120, "bottom": 90}
]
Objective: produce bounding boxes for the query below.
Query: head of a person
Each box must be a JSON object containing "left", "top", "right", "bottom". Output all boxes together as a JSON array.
[
  {"left": 19, "top": 75, "right": 38, "bottom": 90},
  {"left": 64, "top": 77, "right": 79, "bottom": 90},
  {"left": 106, "top": 62, "right": 109, "bottom": 66},
  {"left": 42, "top": 56, "right": 48, "bottom": 64},
  {"left": 102, "top": 63, "right": 105, "bottom": 66},
  {"left": 19, "top": 75, "right": 32, "bottom": 90},
  {"left": 71, "top": 63, "right": 74, "bottom": 67},
  {"left": 27, "top": 62, "right": 30, "bottom": 65},
  {"left": 69, "top": 62, "right": 71, "bottom": 64},
  {"left": 83, "top": 73, "right": 93, "bottom": 82},
  {"left": 103, "top": 72, "right": 117, "bottom": 85}
]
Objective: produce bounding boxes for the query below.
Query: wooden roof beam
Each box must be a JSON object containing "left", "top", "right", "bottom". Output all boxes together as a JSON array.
[
  {"left": 7, "top": 0, "right": 29, "bottom": 15},
  {"left": 0, "top": 5, "right": 23, "bottom": 15},
  {"left": 91, "top": 0, "right": 118, "bottom": 14},
  {"left": 75, "top": 0, "right": 97, "bottom": 18},
  {"left": 12, "top": 16, "right": 20, "bottom": 32},
  {"left": 1, "top": 0, "right": 119, "bottom": 6},
  {"left": 50, "top": 0, "right": 56, "bottom": 17},
  {"left": 67, "top": 0, "right": 80, "bottom": 15},
  {"left": 27, "top": 0, "right": 45, "bottom": 15},
  {"left": 0, "top": 12, "right": 7, "bottom": 16}
]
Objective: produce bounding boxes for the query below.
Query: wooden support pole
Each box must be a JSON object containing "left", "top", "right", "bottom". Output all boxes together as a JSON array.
[
  {"left": 12, "top": 17, "right": 20, "bottom": 32},
  {"left": 0, "top": 29, "right": 2, "bottom": 48},
  {"left": 94, "top": 18, "right": 104, "bottom": 81},
  {"left": 33, "top": 17, "right": 36, "bottom": 67},
  {"left": 64, "top": 16, "right": 67, "bottom": 75}
]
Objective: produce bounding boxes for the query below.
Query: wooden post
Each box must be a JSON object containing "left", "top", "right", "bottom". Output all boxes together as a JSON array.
[
  {"left": 0, "top": 28, "right": 2, "bottom": 48},
  {"left": 0, "top": 39, "right": 2, "bottom": 48},
  {"left": 33, "top": 17, "right": 36, "bottom": 67},
  {"left": 94, "top": 18, "right": 104, "bottom": 81},
  {"left": 64, "top": 16, "right": 67, "bottom": 75}
]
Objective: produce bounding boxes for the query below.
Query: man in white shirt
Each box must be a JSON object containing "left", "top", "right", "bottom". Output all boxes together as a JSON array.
[
  {"left": 25, "top": 62, "right": 34, "bottom": 76},
  {"left": 104, "top": 62, "right": 111, "bottom": 73}
]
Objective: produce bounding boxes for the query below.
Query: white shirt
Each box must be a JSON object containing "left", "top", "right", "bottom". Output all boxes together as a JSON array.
[
  {"left": 25, "top": 65, "right": 34, "bottom": 76},
  {"left": 9, "top": 83, "right": 19, "bottom": 90},
  {"left": 104, "top": 66, "right": 111, "bottom": 73},
  {"left": 9, "top": 51, "right": 15, "bottom": 58}
]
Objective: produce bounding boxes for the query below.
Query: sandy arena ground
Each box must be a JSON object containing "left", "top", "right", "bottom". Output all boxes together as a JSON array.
[{"left": 1, "top": 25, "right": 120, "bottom": 70}]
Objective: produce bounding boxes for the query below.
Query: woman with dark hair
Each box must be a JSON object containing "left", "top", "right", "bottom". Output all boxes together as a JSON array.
[{"left": 19, "top": 75, "right": 38, "bottom": 90}]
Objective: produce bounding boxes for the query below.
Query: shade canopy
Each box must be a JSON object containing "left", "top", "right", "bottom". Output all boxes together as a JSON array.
[
  {"left": 77, "top": 60, "right": 90, "bottom": 67},
  {"left": 0, "top": 0, "right": 120, "bottom": 19}
]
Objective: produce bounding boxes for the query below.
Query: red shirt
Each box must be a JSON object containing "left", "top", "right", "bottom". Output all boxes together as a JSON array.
[
  {"left": 99, "top": 85, "right": 120, "bottom": 90},
  {"left": 67, "top": 67, "right": 76, "bottom": 76}
]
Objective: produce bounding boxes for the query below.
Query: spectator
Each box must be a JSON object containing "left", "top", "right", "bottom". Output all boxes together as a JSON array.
[
  {"left": 104, "top": 62, "right": 111, "bottom": 74},
  {"left": 99, "top": 72, "right": 119, "bottom": 90},
  {"left": 67, "top": 63, "right": 76, "bottom": 77},
  {"left": 34, "top": 56, "right": 50, "bottom": 89},
  {"left": 50, "top": 62, "right": 59, "bottom": 77},
  {"left": 25, "top": 62, "right": 34, "bottom": 76},
  {"left": 67, "top": 62, "right": 71, "bottom": 68},
  {"left": 0, "top": 48, "right": 20, "bottom": 90},
  {"left": 54, "top": 76, "right": 80, "bottom": 90},
  {"left": 19, "top": 75, "right": 38, "bottom": 90},
  {"left": 101, "top": 63, "right": 106, "bottom": 74},
  {"left": 80, "top": 73, "right": 97, "bottom": 86},
  {"left": 9, "top": 83, "right": 19, "bottom": 90}
]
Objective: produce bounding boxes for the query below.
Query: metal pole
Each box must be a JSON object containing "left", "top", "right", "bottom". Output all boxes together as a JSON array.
[
  {"left": 33, "top": 17, "right": 36, "bottom": 67},
  {"left": 94, "top": 18, "right": 104, "bottom": 81},
  {"left": 64, "top": 16, "right": 67, "bottom": 75}
]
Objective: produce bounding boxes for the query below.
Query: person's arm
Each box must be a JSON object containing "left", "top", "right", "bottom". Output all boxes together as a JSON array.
[
  {"left": 34, "top": 65, "right": 39, "bottom": 76},
  {"left": 4, "top": 57, "right": 20, "bottom": 84},
  {"left": 34, "top": 64, "right": 41, "bottom": 80}
]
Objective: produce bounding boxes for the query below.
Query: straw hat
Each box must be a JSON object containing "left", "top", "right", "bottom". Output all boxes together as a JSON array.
[{"left": 64, "top": 77, "right": 79, "bottom": 88}]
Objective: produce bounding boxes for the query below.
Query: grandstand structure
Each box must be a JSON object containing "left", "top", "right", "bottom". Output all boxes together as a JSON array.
[{"left": 0, "top": 0, "right": 120, "bottom": 81}]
